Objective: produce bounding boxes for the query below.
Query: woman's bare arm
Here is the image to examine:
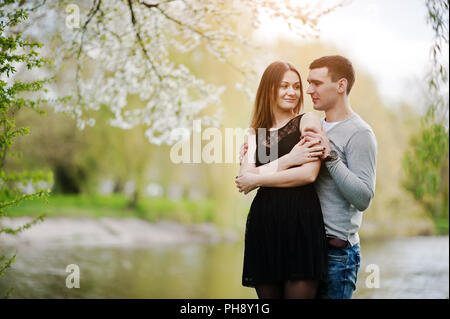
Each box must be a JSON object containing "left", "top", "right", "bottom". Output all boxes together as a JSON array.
[
  {"left": 252, "top": 112, "right": 323, "bottom": 187},
  {"left": 244, "top": 153, "right": 294, "bottom": 174},
  {"left": 254, "top": 161, "right": 320, "bottom": 187}
]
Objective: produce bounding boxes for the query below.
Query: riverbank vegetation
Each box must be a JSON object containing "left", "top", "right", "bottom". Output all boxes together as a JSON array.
[{"left": 5, "top": 194, "right": 215, "bottom": 224}]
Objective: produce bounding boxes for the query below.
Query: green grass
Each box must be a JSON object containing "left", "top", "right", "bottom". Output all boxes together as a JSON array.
[
  {"left": 433, "top": 217, "right": 449, "bottom": 235},
  {"left": 4, "top": 193, "right": 216, "bottom": 224}
]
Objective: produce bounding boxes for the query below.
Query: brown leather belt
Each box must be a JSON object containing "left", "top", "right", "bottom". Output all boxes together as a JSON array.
[{"left": 327, "top": 237, "right": 349, "bottom": 248}]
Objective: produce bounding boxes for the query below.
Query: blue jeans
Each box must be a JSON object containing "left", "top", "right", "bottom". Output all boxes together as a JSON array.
[{"left": 316, "top": 243, "right": 361, "bottom": 299}]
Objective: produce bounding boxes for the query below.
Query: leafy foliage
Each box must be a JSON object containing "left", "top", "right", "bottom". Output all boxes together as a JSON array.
[
  {"left": 403, "top": 0, "right": 449, "bottom": 231},
  {"left": 0, "top": 0, "right": 64, "bottom": 297},
  {"left": 403, "top": 124, "right": 449, "bottom": 218}
]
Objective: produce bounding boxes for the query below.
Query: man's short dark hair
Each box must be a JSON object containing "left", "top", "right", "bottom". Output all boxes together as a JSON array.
[{"left": 309, "top": 55, "right": 355, "bottom": 95}]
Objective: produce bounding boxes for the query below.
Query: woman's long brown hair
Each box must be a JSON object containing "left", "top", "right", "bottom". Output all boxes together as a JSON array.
[{"left": 250, "top": 61, "right": 303, "bottom": 130}]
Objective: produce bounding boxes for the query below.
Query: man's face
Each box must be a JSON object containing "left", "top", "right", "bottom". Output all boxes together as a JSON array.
[{"left": 306, "top": 67, "right": 339, "bottom": 112}]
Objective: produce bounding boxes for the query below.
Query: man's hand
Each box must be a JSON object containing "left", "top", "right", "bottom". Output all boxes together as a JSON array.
[
  {"left": 239, "top": 142, "right": 248, "bottom": 165},
  {"left": 287, "top": 137, "right": 324, "bottom": 166},
  {"left": 301, "top": 127, "right": 332, "bottom": 159},
  {"left": 235, "top": 172, "right": 259, "bottom": 194}
]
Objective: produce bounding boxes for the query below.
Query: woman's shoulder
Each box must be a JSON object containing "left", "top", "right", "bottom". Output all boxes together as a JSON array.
[
  {"left": 298, "top": 112, "right": 322, "bottom": 132},
  {"left": 289, "top": 112, "right": 306, "bottom": 125},
  {"left": 300, "top": 112, "right": 321, "bottom": 122}
]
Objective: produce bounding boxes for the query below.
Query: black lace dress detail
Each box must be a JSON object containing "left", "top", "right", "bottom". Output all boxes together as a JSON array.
[
  {"left": 260, "top": 115, "right": 303, "bottom": 148},
  {"left": 242, "top": 113, "right": 328, "bottom": 287}
]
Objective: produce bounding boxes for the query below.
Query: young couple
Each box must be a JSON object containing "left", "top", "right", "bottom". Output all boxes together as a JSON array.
[{"left": 235, "top": 55, "right": 378, "bottom": 299}]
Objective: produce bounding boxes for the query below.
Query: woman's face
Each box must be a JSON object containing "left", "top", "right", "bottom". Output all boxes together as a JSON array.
[{"left": 276, "top": 70, "right": 301, "bottom": 112}]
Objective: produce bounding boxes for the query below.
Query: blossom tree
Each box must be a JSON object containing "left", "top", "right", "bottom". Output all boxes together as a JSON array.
[{"left": 14, "top": 0, "right": 345, "bottom": 145}]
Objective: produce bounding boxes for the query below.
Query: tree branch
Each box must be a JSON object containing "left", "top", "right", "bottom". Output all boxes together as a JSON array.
[
  {"left": 128, "top": 0, "right": 162, "bottom": 82},
  {"left": 140, "top": 1, "right": 248, "bottom": 76},
  {"left": 141, "top": 1, "right": 213, "bottom": 42},
  {"left": 75, "top": 0, "right": 102, "bottom": 102}
]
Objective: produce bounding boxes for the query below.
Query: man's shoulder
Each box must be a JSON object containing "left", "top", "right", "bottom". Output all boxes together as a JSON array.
[
  {"left": 339, "top": 113, "right": 375, "bottom": 136},
  {"left": 329, "top": 113, "right": 376, "bottom": 147},
  {"left": 351, "top": 113, "right": 373, "bottom": 130},
  {"left": 345, "top": 115, "right": 377, "bottom": 150}
]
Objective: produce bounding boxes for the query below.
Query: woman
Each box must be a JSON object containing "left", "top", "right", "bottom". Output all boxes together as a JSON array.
[{"left": 235, "top": 61, "right": 328, "bottom": 299}]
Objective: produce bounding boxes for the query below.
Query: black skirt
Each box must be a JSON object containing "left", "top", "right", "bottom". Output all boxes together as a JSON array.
[{"left": 242, "top": 184, "right": 328, "bottom": 287}]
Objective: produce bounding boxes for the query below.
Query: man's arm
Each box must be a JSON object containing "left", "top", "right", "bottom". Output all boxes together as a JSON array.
[{"left": 326, "top": 130, "right": 377, "bottom": 211}]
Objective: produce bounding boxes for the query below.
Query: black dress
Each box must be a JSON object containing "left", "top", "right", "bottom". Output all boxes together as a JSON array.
[{"left": 242, "top": 113, "right": 328, "bottom": 287}]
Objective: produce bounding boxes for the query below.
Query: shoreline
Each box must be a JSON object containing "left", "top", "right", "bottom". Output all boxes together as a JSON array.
[
  {"left": 0, "top": 217, "right": 240, "bottom": 249},
  {"left": 0, "top": 216, "right": 445, "bottom": 249}
]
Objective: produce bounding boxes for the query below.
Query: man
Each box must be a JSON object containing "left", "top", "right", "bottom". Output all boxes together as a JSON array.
[{"left": 238, "top": 55, "right": 378, "bottom": 298}]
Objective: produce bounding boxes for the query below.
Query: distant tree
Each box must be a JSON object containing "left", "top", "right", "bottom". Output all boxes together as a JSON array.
[
  {"left": 403, "top": 0, "right": 449, "bottom": 231},
  {"left": 0, "top": 0, "right": 66, "bottom": 297}
]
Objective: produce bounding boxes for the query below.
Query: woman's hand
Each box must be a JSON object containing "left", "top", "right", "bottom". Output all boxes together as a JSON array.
[
  {"left": 287, "top": 137, "right": 324, "bottom": 166},
  {"left": 235, "top": 172, "right": 260, "bottom": 194}
]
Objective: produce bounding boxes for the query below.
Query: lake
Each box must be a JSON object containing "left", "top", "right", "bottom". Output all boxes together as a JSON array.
[{"left": 0, "top": 235, "right": 448, "bottom": 298}]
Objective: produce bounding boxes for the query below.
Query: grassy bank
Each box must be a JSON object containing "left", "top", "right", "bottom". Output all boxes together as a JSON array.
[
  {"left": 4, "top": 194, "right": 216, "bottom": 224},
  {"left": 434, "top": 218, "right": 450, "bottom": 235}
]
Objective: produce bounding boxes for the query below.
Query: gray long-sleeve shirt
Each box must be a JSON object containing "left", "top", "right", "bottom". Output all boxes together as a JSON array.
[{"left": 314, "top": 113, "right": 378, "bottom": 246}]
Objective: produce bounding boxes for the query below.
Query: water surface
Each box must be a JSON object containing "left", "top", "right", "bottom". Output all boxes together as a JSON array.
[{"left": 1, "top": 236, "right": 448, "bottom": 298}]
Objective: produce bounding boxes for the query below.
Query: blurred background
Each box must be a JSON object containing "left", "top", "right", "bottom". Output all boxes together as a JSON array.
[{"left": 0, "top": 0, "right": 448, "bottom": 298}]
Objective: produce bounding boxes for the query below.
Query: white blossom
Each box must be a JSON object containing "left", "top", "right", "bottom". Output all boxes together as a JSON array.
[{"left": 13, "top": 0, "right": 344, "bottom": 145}]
